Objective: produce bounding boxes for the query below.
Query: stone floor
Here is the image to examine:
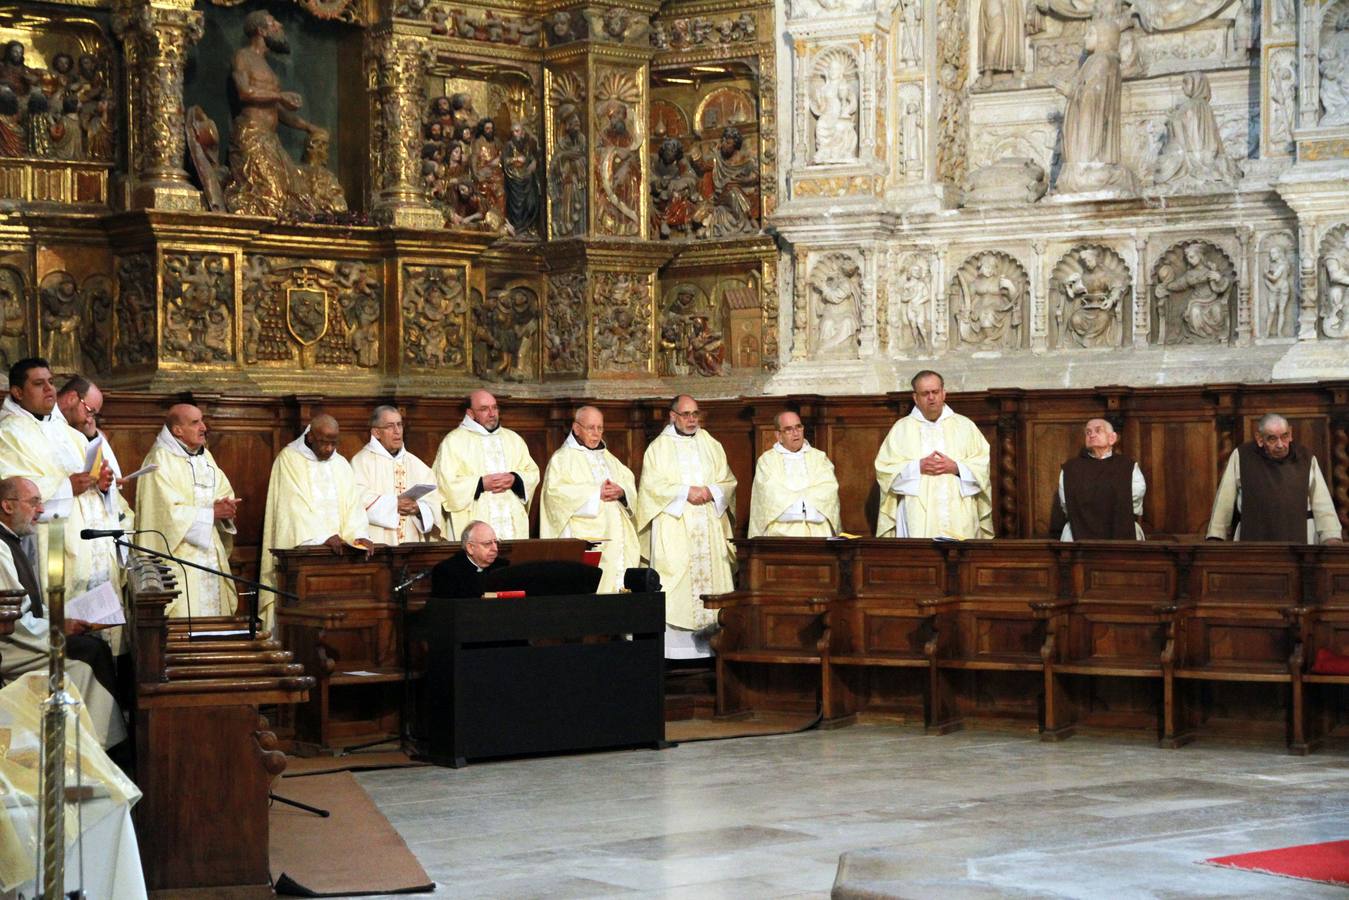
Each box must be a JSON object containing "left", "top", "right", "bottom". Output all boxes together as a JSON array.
[{"left": 351, "top": 724, "right": 1349, "bottom": 899}]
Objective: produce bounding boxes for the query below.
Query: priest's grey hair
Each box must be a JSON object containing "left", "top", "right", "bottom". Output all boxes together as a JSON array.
[
  {"left": 1256, "top": 413, "right": 1289, "bottom": 436},
  {"left": 369, "top": 405, "right": 399, "bottom": 428},
  {"left": 461, "top": 520, "right": 489, "bottom": 545}
]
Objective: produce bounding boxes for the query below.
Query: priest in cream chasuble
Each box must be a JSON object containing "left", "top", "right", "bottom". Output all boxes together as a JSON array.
[
  {"left": 636, "top": 395, "right": 737, "bottom": 658},
  {"left": 432, "top": 390, "right": 540, "bottom": 541},
  {"left": 351, "top": 405, "right": 444, "bottom": 545},
  {"left": 134, "top": 404, "right": 240, "bottom": 617},
  {"left": 540, "top": 406, "right": 640, "bottom": 593},
  {"left": 875, "top": 371, "right": 993, "bottom": 540},
  {"left": 259, "top": 415, "right": 372, "bottom": 629},
  {"left": 748, "top": 411, "right": 840, "bottom": 538}
]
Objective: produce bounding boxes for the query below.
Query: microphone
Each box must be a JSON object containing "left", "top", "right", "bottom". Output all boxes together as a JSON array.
[
  {"left": 79, "top": 527, "right": 155, "bottom": 540},
  {"left": 395, "top": 569, "right": 430, "bottom": 593}
]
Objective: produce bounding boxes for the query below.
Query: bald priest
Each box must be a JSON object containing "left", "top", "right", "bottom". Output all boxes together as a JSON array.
[{"left": 748, "top": 411, "right": 840, "bottom": 538}]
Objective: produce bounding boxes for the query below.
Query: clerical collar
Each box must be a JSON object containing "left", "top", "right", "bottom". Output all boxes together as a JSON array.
[
  {"left": 2, "top": 395, "right": 51, "bottom": 423},
  {"left": 564, "top": 432, "right": 605, "bottom": 453},
  {"left": 661, "top": 423, "right": 696, "bottom": 440},
  {"left": 154, "top": 424, "right": 206, "bottom": 458},
  {"left": 459, "top": 416, "right": 501, "bottom": 437},
  {"left": 288, "top": 426, "right": 331, "bottom": 463},
  {"left": 908, "top": 404, "right": 954, "bottom": 426},
  {"left": 772, "top": 440, "right": 812, "bottom": 457},
  {"left": 364, "top": 436, "right": 405, "bottom": 461}
]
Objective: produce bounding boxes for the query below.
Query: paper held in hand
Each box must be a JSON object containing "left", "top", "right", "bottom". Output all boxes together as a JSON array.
[
  {"left": 398, "top": 483, "right": 436, "bottom": 502},
  {"left": 118, "top": 463, "right": 159, "bottom": 482},
  {"left": 65, "top": 580, "right": 126, "bottom": 628},
  {"left": 83, "top": 434, "right": 104, "bottom": 475}
]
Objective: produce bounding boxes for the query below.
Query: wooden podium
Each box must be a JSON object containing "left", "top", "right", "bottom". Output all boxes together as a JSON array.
[{"left": 272, "top": 538, "right": 588, "bottom": 754}]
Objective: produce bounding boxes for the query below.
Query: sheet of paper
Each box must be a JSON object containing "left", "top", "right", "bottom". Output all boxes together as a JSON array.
[
  {"left": 66, "top": 580, "right": 125, "bottom": 627},
  {"left": 342, "top": 670, "right": 381, "bottom": 677},
  {"left": 118, "top": 463, "right": 159, "bottom": 482},
  {"left": 83, "top": 434, "right": 104, "bottom": 474},
  {"left": 398, "top": 483, "right": 436, "bottom": 502}
]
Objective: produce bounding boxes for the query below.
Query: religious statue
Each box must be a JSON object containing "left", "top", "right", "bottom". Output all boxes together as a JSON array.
[
  {"left": 503, "top": 122, "right": 541, "bottom": 237},
  {"left": 1320, "top": 11, "right": 1349, "bottom": 126},
  {"left": 650, "top": 138, "right": 699, "bottom": 239},
  {"left": 687, "top": 316, "right": 727, "bottom": 376},
  {"left": 690, "top": 127, "right": 758, "bottom": 238},
  {"left": 810, "top": 52, "right": 858, "bottom": 164},
  {"left": 39, "top": 273, "right": 82, "bottom": 372},
  {"left": 1150, "top": 72, "right": 1235, "bottom": 191},
  {"left": 1325, "top": 250, "right": 1349, "bottom": 336},
  {"left": 1053, "top": 1, "right": 1136, "bottom": 195},
  {"left": 44, "top": 53, "right": 83, "bottom": 161},
  {"left": 224, "top": 11, "right": 324, "bottom": 219},
  {"left": 900, "top": 86, "right": 923, "bottom": 176},
  {"left": 0, "top": 268, "right": 25, "bottom": 369},
  {"left": 1053, "top": 246, "right": 1129, "bottom": 349},
  {"left": 595, "top": 81, "right": 641, "bottom": 235},
  {"left": 811, "top": 254, "right": 862, "bottom": 357},
  {"left": 549, "top": 106, "right": 587, "bottom": 237},
  {"left": 1153, "top": 242, "right": 1232, "bottom": 344},
  {"left": 299, "top": 129, "right": 348, "bottom": 215},
  {"left": 978, "top": 0, "right": 1028, "bottom": 87},
  {"left": 898, "top": 0, "right": 923, "bottom": 67},
  {"left": 0, "top": 40, "right": 47, "bottom": 156},
  {"left": 895, "top": 259, "right": 931, "bottom": 354},
  {"left": 76, "top": 54, "right": 115, "bottom": 162},
  {"left": 952, "top": 252, "right": 1025, "bottom": 349},
  {"left": 471, "top": 118, "right": 509, "bottom": 233},
  {"left": 1262, "top": 243, "right": 1293, "bottom": 339}
]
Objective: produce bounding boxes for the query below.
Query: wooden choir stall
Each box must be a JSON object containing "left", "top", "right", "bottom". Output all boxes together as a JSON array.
[{"left": 708, "top": 538, "right": 1349, "bottom": 754}]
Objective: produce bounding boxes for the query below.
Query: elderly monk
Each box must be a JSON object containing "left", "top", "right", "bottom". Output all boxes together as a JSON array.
[
  {"left": 432, "top": 389, "right": 539, "bottom": 541},
  {"left": 637, "top": 395, "right": 737, "bottom": 659},
  {"left": 1206, "top": 413, "right": 1343, "bottom": 544},
  {"left": 134, "top": 404, "right": 241, "bottom": 617},
  {"left": 0, "top": 477, "right": 125, "bottom": 747},
  {"left": 260, "top": 414, "right": 374, "bottom": 628},
  {"left": 430, "top": 520, "right": 507, "bottom": 599},
  {"left": 0, "top": 358, "right": 121, "bottom": 600},
  {"left": 1049, "top": 418, "right": 1146, "bottom": 540},
  {"left": 748, "top": 411, "right": 840, "bottom": 538},
  {"left": 351, "top": 405, "right": 444, "bottom": 544},
  {"left": 540, "top": 406, "right": 639, "bottom": 593},
  {"left": 875, "top": 370, "right": 992, "bottom": 539}
]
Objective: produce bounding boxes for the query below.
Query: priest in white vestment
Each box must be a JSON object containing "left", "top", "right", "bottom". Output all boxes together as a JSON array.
[
  {"left": 0, "top": 477, "right": 125, "bottom": 748},
  {"left": 875, "top": 370, "right": 993, "bottom": 539},
  {"left": 636, "top": 395, "right": 737, "bottom": 659},
  {"left": 351, "top": 405, "right": 444, "bottom": 545},
  {"left": 134, "top": 404, "right": 241, "bottom": 617},
  {"left": 0, "top": 359, "right": 121, "bottom": 600},
  {"left": 259, "top": 415, "right": 373, "bottom": 629},
  {"left": 540, "top": 406, "right": 639, "bottom": 593},
  {"left": 748, "top": 411, "right": 840, "bottom": 538},
  {"left": 432, "top": 390, "right": 540, "bottom": 541}
]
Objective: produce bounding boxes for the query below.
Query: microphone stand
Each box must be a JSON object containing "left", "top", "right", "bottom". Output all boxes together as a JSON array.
[
  {"left": 109, "top": 536, "right": 297, "bottom": 639},
  {"left": 342, "top": 568, "right": 429, "bottom": 757}
]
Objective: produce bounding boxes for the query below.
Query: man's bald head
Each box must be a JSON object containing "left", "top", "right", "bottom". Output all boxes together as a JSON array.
[
  {"left": 167, "top": 403, "right": 208, "bottom": 452},
  {"left": 0, "top": 476, "right": 42, "bottom": 536},
  {"left": 573, "top": 405, "right": 604, "bottom": 449},
  {"left": 775, "top": 410, "right": 806, "bottom": 452},
  {"left": 306, "top": 414, "right": 340, "bottom": 461},
  {"left": 466, "top": 389, "right": 500, "bottom": 431},
  {"left": 56, "top": 375, "right": 102, "bottom": 438},
  {"left": 1083, "top": 418, "right": 1118, "bottom": 458}
]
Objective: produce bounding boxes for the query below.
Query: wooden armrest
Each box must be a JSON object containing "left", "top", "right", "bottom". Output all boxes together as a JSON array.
[
  {"left": 1029, "top": 600, "right": 1072, "bottom": 616},
  {"left": 275, "top": 608, "right": 348, "bottom": 628}
]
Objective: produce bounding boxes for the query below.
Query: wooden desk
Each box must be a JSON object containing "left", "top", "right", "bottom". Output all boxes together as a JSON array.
[
  {"left": 127, "top": 553, "right": 313, "bottom": 898},
  {"left": 272, "top": 538, "right": 588, "bottom": 753},
  {"left": 708, "top": 538, "right": 1349, "bottom": 753}
]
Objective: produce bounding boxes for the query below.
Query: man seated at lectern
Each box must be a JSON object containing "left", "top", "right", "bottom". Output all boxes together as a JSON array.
[
  {"left": 874, "top": 370, "right": 992, "bottom": 540},
  {"left": 1049, "top": 418, "right": 1145, "bottom": 541},
  {"left": 430, "top": 520, "right": 505, "bottom": 598},
  {"left": 0, "top": 476, "right": 125, "bottom": 748},
  {"left": 259, "top": 414, "right": 374, "bottom": 629},
  {"left": 539, "top": 406, "right": 639, "bottom": 593},
  {"left": 1206, "top": 413, "right": 1343, "bottom": 544},
  {"left": 748, "top": 411, "right": 839, "bottom": 538},
  {"left": 351, "top": 405, "right": 444, "bottom": 545}
]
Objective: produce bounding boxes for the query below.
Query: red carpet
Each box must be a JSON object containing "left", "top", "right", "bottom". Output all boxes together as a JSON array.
[{"left": 1205, "top": 839, "right": 1349, "bottom": 887}]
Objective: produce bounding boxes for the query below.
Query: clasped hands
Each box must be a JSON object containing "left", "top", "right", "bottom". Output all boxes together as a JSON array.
[
  {"left": 214, "top": 497, "right": 242, "bottom": 521},
  {"left": 600, "top": 479, "right": 625, "bottom": 502},
  {"left": 918, "top": 451, "right": 960, "bottom": 477},
  {"left": 482, "top": 472, "right": 516, "bottom": 493},
  {"left": 686, "top": 485, "right": 715, "bottom": 506}
]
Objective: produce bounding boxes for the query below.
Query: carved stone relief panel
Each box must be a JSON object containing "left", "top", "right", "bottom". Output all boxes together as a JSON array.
[
  {"left": 947, "top": 250, "right": 1028, "bottom": 351},
  {"left": 1264, "top": 45, "right": 1298, "bottom": 157},
  {"left": 37, "top": 269, "right": 112, "bottom": 375},
  {"left": 593, "top": 67, "right": 644, "bottom": 237},
  {"left": 1049, "top": 245, "right": 1132, "bottom": 349},
  {"left": 400, "top": 263, "right": 468, "bottom": 370},
  {"left": 1319, "top": 223, "right": 1349, "bottom": 339},
  {"left": 114, "top": 254, "right": 156, "bottom": 368},
  {"left": 397, "top": 6, "right": 543, "bottom": 45},
  {"left": 544, "top": 272, "right": 586, "bottom": 377},
  {"left": 1151, "top": 240, "right": 1237, "bottom": 345},
  {"left": 808, "top": 250, "right": 863, "bottom": 359},
  {"left": 591, "top": 271, "right": 653, "bottom": 374},
  {"left": 934, "top": 0, "right": 969, "bottom": 187},
  {"left": 0, "top": 266, "right": 27, "bottom": 370},
  {"left": 1145, "top": 72, "right": 1236, "bottom": 194},
  {"left": 240, "top": 257, "right": 383, "bottom": 369},
  {"left": 652, "top": 10, "right": 760, "bottom": 50},
  {"left": 885, "top": 248, "right": 934, "bottom": 356},
  {"left": 162, "top": 252, "right": 233, "bottom": 364},
  {"left": 472, "top": 281, "right": 539, "bottom": 381},
  {"left": 896, "top": 82, "right": 925, "bottom": 181},
  {"left": 1258, "top": 232, "right": 1297, "bottom": 340},
  {"left": 808, "top": 46, "right": 860, "bottom": 166},
  {"left": 547, "top": 69, "right": 588, "bottom": 238},
  {"left": 658, "top": 282, "right": 727, "bottom": 376},
  {"left": 1320, "top": 2, "right": 1349, "bottom": 126},
  {"left": 895, "top": 0, "right": 923, "bottom": 70}
]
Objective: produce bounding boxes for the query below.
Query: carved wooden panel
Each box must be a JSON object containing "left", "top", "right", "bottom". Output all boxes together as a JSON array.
[
  {"left": 1203, "top": 623, "right": 1286, "bottom": 665},
  {"left": 1028, "top": 420, "right": 1086, "bottom": 536},
  {"left": 1137, "top": 418, "right": 1219, "bottom": 535},
  {"left": 1086, "top": 618, "right": 1164, "bottom": 660},
  {"left": 862, "top": 612, "right": 926, "bottom": 655},
  {"left": 974, "top": 616, "right": 1041, "bottom": 657},
  {"left": 763, "top": 611, "right": 823, "bottom": 650}
]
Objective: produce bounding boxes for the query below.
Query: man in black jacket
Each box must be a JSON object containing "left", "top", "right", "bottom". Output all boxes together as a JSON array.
[{"left": 430, "top": 520, "right": 506, "bottom": 598}]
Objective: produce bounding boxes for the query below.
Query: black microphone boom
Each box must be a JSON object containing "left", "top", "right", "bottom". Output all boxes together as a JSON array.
[{"left": 80, "top": 527, "right": 128, "bottom": 539}]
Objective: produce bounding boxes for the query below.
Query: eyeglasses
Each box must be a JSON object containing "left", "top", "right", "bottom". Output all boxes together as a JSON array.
[
  {"left": 79, "top": 398, "right": 100, "bottom": 419},
  {"left": 673, "top": 410, "right": 702, "bottom": 420},
  {"left": 779, "top": 424, "right": 804, "bottom": 432},
  {"left": 189, "top": 458, "right": 217, "bottom": 490}
]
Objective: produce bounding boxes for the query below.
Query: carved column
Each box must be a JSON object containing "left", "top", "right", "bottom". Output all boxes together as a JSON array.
[
  {"left": 1029, "top": 239, "right": 1048, "bottom": 351},
  {"left": 1235, "top": 226, "right": 1254, "bottom": 345},
  {"left": 366, "top": 25, "right": 442, "bottom": 230},
  {"left": 1297, "top": 220, "right": 1320, "bottom": 340},
  {"left": 113, "top": 0, "right": 203, "bottom": 211},
  {"left": 792, "top": 250, "right": 810, "bottom": 361},
  {"left": 1132, "top": 235, "right": 1150, "bottom": 348}
]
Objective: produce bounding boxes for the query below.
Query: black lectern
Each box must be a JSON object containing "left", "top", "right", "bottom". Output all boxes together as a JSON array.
[{"left": 413, "top": 591, "right": 666, "bottom": 767}]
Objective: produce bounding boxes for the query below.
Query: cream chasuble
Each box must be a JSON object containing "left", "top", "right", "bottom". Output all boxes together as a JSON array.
[
  {"left": 748, "top": 441, "right": 841, "bottom": 538},
  {"left": 431, "top": 418, "right": 540, "bottom": 540},
  {"left": 134, "top": 426, "right": 238, "bottom": 617},
  {"left": 540, "top": 433, "right": 640, "bottom": 593},
  {"left": 351, "top": 439, "right": 445, "bottom": 545},
  {"left": 874, "top": 405, "right": 993, "bottom": 539},
  {"left": 259, "top": 428, "right": 370, "bottom": 629},
  {"left": 636, "top": 425, "right": 737, "bottom": 641},
  {"left": 0, "top": 534, "right": 125, "bottom": 747},
  {"left": 0, "top": 397, "right": 124, "bottom": 600}
]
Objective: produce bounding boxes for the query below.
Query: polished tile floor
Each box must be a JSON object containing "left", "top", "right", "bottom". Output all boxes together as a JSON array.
[{"left": 353, "top": 725, "right": 1349, "bottom": 899}]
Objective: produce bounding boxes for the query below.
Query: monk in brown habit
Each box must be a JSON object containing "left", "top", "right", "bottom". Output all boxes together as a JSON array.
[
  {"left": 1050, "top": 418, "right": 1145, "bottom": 540},
  {"left": 1206, "top": 413, "right": 1343, "bottom": 544}
]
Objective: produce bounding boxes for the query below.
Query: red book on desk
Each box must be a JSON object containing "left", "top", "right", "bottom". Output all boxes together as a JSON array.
[{"left": 482, "top": 590, "right": 526, "bottom": 599}]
